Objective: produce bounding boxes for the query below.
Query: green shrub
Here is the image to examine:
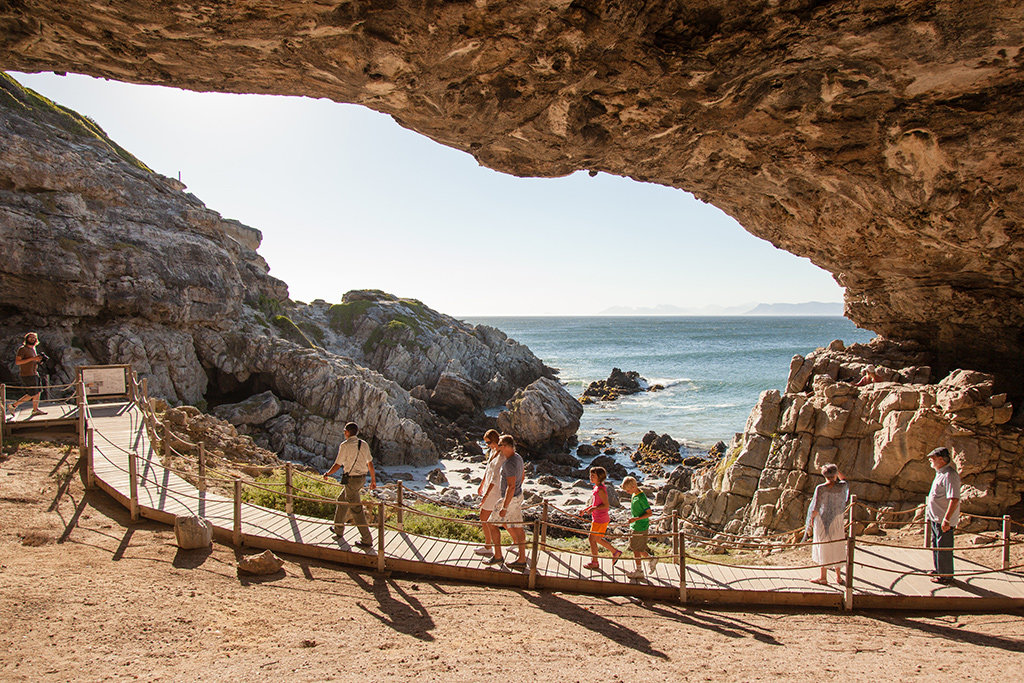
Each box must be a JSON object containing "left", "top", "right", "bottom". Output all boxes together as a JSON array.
[
  {"left": 243, "top": 471, "right": 340, "bottom": 518},
  {"left": 256, "top": 294, "right": 283, "bottom": 317},
  {"left": 327, "top": 299, "right": 374, "bottom": 335},
  {"left": 272, "top": 315, "right": 316, "bottom": 348},
  {"left": 297, "top": 320, "right": 325, "bottom": 344}
]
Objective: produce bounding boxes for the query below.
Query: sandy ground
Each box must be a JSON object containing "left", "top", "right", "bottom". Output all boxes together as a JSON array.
[{"left": 1, "top": 441, "right": 1022, "bottom": 682}]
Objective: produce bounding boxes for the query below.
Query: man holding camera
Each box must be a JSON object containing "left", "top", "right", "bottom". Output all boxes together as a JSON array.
[
  {"left": 323, "top": 422, "right": 376, "bottom": 548},
  {"left": 6, "top": 332, "right": 47, "bottom": 419}
]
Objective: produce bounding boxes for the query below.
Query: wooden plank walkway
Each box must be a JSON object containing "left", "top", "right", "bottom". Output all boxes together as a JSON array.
[{"left": 83, "top": 401, "right": 1024, "bottom": 610}]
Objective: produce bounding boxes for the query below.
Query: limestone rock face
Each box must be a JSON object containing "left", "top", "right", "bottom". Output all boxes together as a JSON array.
[
  {"left": 289, "top": 292, "right": 553, "bottom": 409},
  {"left": 496, "top": 377, "right": 583, "bottom": 453},
  {"left": 0, "top": 75, "right": 551, "bottom": 467},
  {"left": 213, "top": 391, "right": 282, "bottom": 426},
  {"left": 691, "top": 339, "right": 1024, "bottom": 533},
  {"left": 3, "top": 3, "right": 1024, "bottom": 378}
]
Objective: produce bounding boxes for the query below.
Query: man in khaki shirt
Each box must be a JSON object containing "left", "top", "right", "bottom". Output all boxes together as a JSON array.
[{"left": 323, "top": 422, "right": 376, "bottom": 548}]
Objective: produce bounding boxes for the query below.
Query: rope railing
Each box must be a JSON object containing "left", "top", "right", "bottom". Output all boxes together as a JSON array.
[{"left": 74, "top": 367, "right": 1024, "bottom": 606}]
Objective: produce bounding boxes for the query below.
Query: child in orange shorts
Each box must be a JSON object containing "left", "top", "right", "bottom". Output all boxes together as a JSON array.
[{"left": 581, "top": 466, "right": 621, "bottom": 570}]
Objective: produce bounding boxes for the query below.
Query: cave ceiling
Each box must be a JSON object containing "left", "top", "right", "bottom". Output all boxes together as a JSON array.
[{"left": 2, "top": 1, "right": 1024, "bottom": 379}]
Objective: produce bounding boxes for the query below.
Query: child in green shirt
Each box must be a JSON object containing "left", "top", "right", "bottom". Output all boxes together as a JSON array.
[{"left": 621, "top": 476, "right": 657, "bottom": 580}]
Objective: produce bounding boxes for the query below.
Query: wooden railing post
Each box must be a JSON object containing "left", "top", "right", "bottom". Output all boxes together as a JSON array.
[
  {"left": 671, "top": 512, "right": 679, "bottom": 559},
  {"left": 128, "top": 449, "right": 139, "bottom": 521},
  {"left": 377, "top": 502, "right": 386, "bottom": 573},
  {"left": 529, "top": 519, "right": 540, "bottom": 589},
  {"left": 396, "top": 481, "right": 404, "bottom": 530},
  {"left": 233, "top": 479, "right": 242, "bottom": 546},
  {"left": 1003, "top": 515, "right": 1012, "bottom": 571},
  {"left": 1, "top": 383, "right": 6, "bottom": 454},
  {"left": 924, "top": 516, "right": 933, "bottom": 549},
  {"left": 85, "top": 428, "right": 95, "bottom": 489},
  {"left": 76, "top": 380, "right": 86, "bottom": 459},
  {"left": 198, "top": 443, "right": 207, "bottom": 492},
  {"left": 161, "top": 423, "right": 170, "bottom": 465},
  {"left": 679, "top": 527, "right": 688, "bottom": 603},
  {"left": 285, "top": 462, "right": 294, "bottom": 515},
  {"left": 845, "top": 494, "right": 857, "bottom": 611},
  {"left": 541, "top": 500, "right": 549, "bottom": 547}
]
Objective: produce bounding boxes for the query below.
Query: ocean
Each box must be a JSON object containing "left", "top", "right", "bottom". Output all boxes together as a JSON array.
[{"left": 467, "top": 316, "right": 876, "bottom": 456}]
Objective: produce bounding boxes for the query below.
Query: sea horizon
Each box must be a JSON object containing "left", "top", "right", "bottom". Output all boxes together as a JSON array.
[{"left": 464, "top": 315, "right": 876, "bottom": 461}]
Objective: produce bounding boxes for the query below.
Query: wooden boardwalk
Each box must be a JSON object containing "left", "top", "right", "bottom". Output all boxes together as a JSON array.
[{"left": 67, "top": 400, "right": 1024, "bottom": 611}]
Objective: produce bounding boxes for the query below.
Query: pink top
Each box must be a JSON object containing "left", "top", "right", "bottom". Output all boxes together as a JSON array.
[{"left": 590, "top": 484, "right": 610, "bottom": 524}]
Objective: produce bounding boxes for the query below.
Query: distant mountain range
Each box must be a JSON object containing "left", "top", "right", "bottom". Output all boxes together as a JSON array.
[{"left": 598, "top": 301, "right": 844, "bottom": 316}]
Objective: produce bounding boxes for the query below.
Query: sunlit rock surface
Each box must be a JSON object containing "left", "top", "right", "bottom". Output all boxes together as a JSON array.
[
  {"left": 0, "top": 74, "right": 553, "bottom": 466},
  {"left": 3, "top": 1, "right": 1024, "bottom": 380},
  {"left": 685, "top": 339, "right": 1023, "bottom": 533}
]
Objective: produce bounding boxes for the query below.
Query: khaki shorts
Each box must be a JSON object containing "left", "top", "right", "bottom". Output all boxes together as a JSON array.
[
  {"left": 629, "top": 531, "right": 650, "bottom": 553},
  {"left": 496, "top": 497, "right": 524, "bottom": 527}
]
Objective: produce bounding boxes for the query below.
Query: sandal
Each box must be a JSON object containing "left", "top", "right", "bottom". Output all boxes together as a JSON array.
[
  {"left": 583, "top": 561, "right": 600, "bottom": 570},
  {"left": 611, "top": 549, "right": 622, "bottom": 565}
]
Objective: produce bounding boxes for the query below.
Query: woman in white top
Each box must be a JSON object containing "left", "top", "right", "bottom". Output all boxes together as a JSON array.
[
  {"left": 806, "top": 463, "right": 849, "bottom": 585},
  {"left": 475, "top": 429, "right": 503, "bottom": 557}
]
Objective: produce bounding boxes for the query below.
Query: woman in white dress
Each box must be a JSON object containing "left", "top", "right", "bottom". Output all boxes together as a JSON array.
[
  {"left": 806, "top": 463, "right": 849, "bottom": 585},
  {"left": 475, "top": 429, "right": 503, "bottom": 557}
]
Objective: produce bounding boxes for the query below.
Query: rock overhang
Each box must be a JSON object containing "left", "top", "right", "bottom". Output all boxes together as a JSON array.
[{"left": 3, "top": 1, "right": 1024, "bottom": 382}]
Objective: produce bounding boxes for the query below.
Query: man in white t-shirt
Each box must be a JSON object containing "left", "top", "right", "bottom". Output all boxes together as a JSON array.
[
  {"left": 323, "top": 422, "right": 376, "bottom": 548},
  {"left": 925, "top": 447, "right": 961, "bottom": 584}
]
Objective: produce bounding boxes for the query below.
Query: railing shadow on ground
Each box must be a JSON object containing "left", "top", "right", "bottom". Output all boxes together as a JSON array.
[
  {"left": 863, "top": 612, "right": 1024, "bottom": 653},
  {"left": 639, "top": 601, "right": 785, "bottom": 645},
  {"left": 349, "top": 572, "right": 436, "bottom": 641},
  {"left": 513, "top": 589, "right": 669, "bottom": 659}
]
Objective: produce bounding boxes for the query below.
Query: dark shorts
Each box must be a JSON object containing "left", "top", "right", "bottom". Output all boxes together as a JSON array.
[{"left": 17, "top": 375, "right": 41, "bottom": 395}]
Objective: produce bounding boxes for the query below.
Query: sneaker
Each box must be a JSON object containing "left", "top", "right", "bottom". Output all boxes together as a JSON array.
[
  {"left": 483, "top": 555, "right": 504, "bottom": 565},
  {"left": 647, "top": 556, "right": 659, "bottom": 573},
  {"left": 627, "top": 569, "right": 645, "bottom": 580},
  {"left": 355, "top": 539, "right": 373, "bottom": 548},
  {"left": 473, "top": 547, "right": 493, "bottom": 556}
]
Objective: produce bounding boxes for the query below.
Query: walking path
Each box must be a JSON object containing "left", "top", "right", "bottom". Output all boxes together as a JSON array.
[{"left": 7, "top": 374, "right": 1024, "bottom": 612}]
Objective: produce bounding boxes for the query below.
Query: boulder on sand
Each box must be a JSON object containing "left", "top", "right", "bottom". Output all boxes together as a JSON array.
[
  {"left": 174, "top": 515, "right": 212, "bottom": 549},
  {"left": 237, "top": 549, "right": 285, "bottom": 575}
]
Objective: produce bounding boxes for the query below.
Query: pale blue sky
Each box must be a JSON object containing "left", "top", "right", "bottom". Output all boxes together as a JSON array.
[{"left": 10, "top": 71, "right": 843, "bottom": 316}]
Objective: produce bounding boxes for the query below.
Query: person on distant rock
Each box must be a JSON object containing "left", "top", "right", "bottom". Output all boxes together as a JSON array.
[
  {"left": 621, "top": 476, "right": 656, "bottom": 580},
  {"left": 323, "top": 422, "right": 376, "bottom": 548},
  {"left": 805, "top": 463, "right": 849, "bottom": 585},
  {"left": 486, "top": 434, "right": 528, "bottom": 569},
  {"left": 582, "top": 466, "right": 622, "bottom": 570},
  {"left": 853, "top": 366, "right": 883, "bottom": 387},
  {"left": 474, "top": 429, "right": 502, "bottom": 558},
  {"left": 6, "top": 332, "right": 47, "bottom": 419},
  {"left": 926, "top": 447, "right": 961, "bottom": 584}
]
